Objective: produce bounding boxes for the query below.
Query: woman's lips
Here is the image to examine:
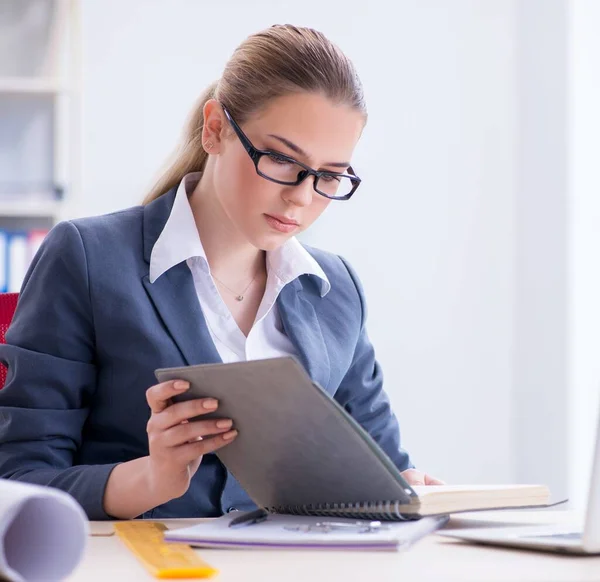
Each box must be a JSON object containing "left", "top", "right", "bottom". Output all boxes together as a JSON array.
[{"left": 264, "top": 214, "right": 300, "bottom": 233}]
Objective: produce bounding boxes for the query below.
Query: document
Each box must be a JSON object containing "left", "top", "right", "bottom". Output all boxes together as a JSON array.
[
  {"left": 164, "top": 513, "right": 449, "bottom": 551},
  {"left": 0, "top": 479, "right": 88, "bottom": 582}
]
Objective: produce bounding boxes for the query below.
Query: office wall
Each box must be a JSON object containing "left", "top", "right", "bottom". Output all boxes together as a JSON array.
[
  {"left": 567, "top": 0, "right": 600, "bottom": 510},
  {"left": 513, "top": 0, "right": 568, "bottom": 502},
  {"left": 75, "top": 1, "right": 520, "bottom": 484},
  {"left": 513, "top": 0, "right": 600, "bottom": 509}
]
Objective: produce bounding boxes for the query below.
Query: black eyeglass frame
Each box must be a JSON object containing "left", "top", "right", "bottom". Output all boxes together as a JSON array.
[{"left": 221, "top": 104, "right": 361, "bottom": 201}]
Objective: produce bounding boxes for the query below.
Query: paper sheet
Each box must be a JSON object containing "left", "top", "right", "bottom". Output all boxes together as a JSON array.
[{"left": 0, "top": 479, "right": 88, "bottom": 582}]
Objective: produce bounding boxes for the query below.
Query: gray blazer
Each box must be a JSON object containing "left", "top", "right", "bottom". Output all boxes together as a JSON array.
[{"left": 0, "top": 188, "right": 412, "bottom": 520}]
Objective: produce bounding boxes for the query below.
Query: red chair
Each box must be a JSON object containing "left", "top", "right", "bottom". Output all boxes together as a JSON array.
[{"left": 0, "top": 293, "right": 19, "bottom": 389}]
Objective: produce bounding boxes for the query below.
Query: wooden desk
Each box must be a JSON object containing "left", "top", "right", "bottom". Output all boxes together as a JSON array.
[{"left": 68, "top": 511, "right": 600, "bottom": 582}]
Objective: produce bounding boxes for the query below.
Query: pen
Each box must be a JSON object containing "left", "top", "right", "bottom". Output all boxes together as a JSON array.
[
  {"left": 398, "top": 515, "right": 450, "bottom": 548},
  {"left": 228, "top": 508, "right": 269, "bottom": 528}
]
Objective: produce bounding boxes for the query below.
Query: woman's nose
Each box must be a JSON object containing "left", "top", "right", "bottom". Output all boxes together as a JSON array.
[{"left": 282, "top": 176, "right": 315, "bottom": 207}]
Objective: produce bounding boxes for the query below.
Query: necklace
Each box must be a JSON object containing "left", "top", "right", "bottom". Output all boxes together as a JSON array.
[{"left": 212, "top": 271, "right": 258, "bottom": 302}]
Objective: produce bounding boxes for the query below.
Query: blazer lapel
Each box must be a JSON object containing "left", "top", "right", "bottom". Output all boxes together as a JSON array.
[
  {"left": 277, "top": 278, "right": 331, "bottom": 390},
  {"left": 142, "top": 265, "right": 222, "bottom": 366},
  {"left": 141, "top": 189, "right": 221, "bottom": 366},
  {"left": 141, "top": 190, "right": 330, "bottom": 375}
]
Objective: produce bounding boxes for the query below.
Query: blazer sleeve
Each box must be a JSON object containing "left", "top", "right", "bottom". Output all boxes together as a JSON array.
[
  {"left": 0, "top": 221, "right": 119, "bottom": 520},
  {"left": 334, "top": 256, "right": 414, "bottom": 473}
]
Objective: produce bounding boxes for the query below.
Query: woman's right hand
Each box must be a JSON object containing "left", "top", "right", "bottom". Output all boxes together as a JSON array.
[{"left": 145, "top": 379, "right": 238, "bottom": 503}]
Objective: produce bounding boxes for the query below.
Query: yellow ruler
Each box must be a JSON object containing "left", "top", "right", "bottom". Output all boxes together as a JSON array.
[{"left": 114, "top": 521, "right": 218, "bottom": 579}]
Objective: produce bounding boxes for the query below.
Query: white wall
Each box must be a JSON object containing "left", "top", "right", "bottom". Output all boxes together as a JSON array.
[
  {"left": 75, "top": 0, "right": 519, "bottom": 485},
  {"left": 567, "top": 0, "right": 600, "bottom": 510},
  {"left": 307, "top": 2, "right": 518, "bottom": 485},
  {"left": 513, "top": 0, "right": 568, "bottom": 501}
]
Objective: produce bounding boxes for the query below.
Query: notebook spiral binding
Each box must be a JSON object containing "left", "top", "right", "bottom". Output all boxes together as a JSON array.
[{"left": 266, "top": 501, "right": 418, "bottom": 522}]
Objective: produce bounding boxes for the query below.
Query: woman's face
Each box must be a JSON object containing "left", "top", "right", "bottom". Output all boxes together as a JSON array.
[{"left": 204, "top": 92, "right": 365, "bottom": 251}]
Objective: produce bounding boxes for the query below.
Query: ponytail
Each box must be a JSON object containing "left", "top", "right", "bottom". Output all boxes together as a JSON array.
[{"left": 143, "top": 80, "right": 218, "bottom": 204}]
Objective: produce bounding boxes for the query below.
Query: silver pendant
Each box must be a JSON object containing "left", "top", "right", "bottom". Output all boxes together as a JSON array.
[{"left": 236, "top": 295, "right": 244, "bottom": 302}]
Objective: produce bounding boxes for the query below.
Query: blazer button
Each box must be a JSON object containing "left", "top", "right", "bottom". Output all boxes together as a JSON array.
[{"left": 227, "top": 507, "right": 238, "bottom": 513}]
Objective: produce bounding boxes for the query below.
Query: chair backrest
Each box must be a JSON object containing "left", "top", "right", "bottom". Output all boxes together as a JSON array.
[{"left": 0, "top": 293, "right": 19, "bottom": 389}]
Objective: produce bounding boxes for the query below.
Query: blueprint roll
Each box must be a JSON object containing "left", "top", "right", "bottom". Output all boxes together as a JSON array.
[{"left": 0, "top": 479, "right": 88, "bottom": 582}]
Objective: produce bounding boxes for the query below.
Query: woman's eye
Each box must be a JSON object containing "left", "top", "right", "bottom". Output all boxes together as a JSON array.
[
  {"left": 320, "top": 174, "right": 341, "bottom": 183},
  {"left": 268, "top": 153, "right": 292, "bottom": 165}
]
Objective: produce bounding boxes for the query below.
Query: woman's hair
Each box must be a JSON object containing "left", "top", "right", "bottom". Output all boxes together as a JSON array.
[{"left": 143, "top": 24, "right": 367, "bottom": 204}]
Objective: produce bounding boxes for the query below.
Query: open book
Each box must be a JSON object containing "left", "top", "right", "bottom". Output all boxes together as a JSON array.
[
  {"left": 156, "top": 357, "right": 555, "bottom": 521},
  {"left": 405, "top": 484, "right": 551, "bottom": 516},
  {"left": 0, "top": 479, "right": 88, "bottom": 582}
]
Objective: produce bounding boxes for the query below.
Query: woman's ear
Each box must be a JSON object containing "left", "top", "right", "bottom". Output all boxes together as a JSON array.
[{"left": 202, "top": 99, "right": 225, "bottom": 154}]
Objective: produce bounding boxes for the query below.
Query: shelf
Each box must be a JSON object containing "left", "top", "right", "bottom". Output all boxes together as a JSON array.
[
  {"left": 0, "top": 77, "right": 69, "bottom": 94},
  {"left": 0, "top": 200, "right": 62, "bottom": 218}
]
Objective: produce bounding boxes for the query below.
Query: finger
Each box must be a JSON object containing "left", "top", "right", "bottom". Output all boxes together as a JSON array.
[
  {"left": 172, "top": 430, "right": 238, "bottom": 464},
  {"left": 424, "top": 474, "right": 446, "bottom": 485},
  {"left": 146, "top": 380, "right": 190, "bottom": 414},
  {"left": 151, "top": 397, "right": 219, "bottom": 431},
  {"left": 400, "top": 469, "right": 424, "bottom": 486},
  {"left": 160, "top": 418, "right": 234, "bottom": 448}
]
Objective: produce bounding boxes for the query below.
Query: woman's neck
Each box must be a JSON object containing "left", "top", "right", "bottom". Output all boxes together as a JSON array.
[{"left": 188, "top": 176, "right": 266, "bottom": 284}]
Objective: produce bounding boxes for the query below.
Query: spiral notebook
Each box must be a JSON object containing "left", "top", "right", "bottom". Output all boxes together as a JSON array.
[
  {"left": 155, "top": 357, "right": 556, "bottom": 521},
  {"left": 163, "top": 513, "right": 450, "bottom": 551}
]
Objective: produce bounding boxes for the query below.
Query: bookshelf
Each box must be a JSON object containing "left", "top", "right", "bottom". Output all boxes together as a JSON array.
[
  {"left": 0, "top": 0, "right": 78, "bottom": 291},
  {"left": 0, "top": 77, "right": 69, "bottom": 93}
]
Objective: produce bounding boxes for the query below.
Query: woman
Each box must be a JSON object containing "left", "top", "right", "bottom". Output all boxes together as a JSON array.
[{"left": 0, "top": 24, "right": 443, "bottom": 520}]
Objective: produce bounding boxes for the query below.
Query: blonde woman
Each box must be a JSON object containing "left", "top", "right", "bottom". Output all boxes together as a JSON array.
[{"left": 0, "top": 24, "right": 443, "bottom": 520}]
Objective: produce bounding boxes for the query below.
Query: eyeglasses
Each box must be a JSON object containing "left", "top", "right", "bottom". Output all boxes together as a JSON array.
[
  {"left": 284, "top": 521, "right": 389, "bottom": 534},
  {"left": 221, "top": 104, "right": 361, "bottom": 201}
]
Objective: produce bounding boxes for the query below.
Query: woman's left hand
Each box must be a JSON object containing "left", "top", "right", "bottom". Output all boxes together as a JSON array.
[{"left": 400, "top": 468, "right": 446, "bottom": 486}]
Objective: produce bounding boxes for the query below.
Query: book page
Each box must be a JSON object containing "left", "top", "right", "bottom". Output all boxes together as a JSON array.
[
  {"left": 412, "top": 484, "right": 549, "bottom": 498},
  {"left": 406, "top": 484, "right": 552, "bottom": 515}
]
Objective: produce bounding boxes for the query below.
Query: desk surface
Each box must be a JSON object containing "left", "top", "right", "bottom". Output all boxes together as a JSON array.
[{"left": 69, "top": 511, "right": 600, "bottom": 582}]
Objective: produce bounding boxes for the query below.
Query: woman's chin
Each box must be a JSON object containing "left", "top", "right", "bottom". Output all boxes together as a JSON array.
[{"left": 249, "top": 231, "right": 292, "bottom": 252}]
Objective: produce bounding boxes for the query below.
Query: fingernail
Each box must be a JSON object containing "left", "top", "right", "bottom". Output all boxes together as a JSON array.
[
  {"left": 174, "top": 381, "right": 189, "bottom": 390},
  {"left": 216, "top": 419, "right": 232, "bottom": 429},
  {"left": 222, "top": 429, "right": 237, "bottom": 440},
  {"left": 203, "top": 399, "right": 218, "bottom": 409}
]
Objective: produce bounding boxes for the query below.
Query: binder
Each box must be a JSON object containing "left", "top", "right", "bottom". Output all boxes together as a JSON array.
[
  {"left": 28, "top": 229, "right": 48, "bottom": 262},
  {"left": 7, "top": 231, "right": 28, "bottom": 293},
  {"left": 156, "top": 357, "right": 554, "bottom": 521},
  {"left": 0, "top": 229, "right": 48, "bottom": 295},
  {"left": 0, "top": 230, "right": 7, "bottom": 293}
]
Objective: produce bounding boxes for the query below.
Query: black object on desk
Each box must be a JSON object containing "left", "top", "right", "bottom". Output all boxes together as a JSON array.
[{"left": 228, "top": 508, "right": 269, "bottom": 528}]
